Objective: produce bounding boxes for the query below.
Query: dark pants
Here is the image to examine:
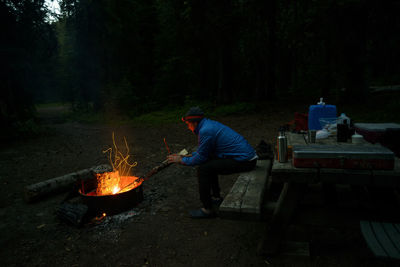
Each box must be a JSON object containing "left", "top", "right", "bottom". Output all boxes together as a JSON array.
[{"left": 196, "top": 158, "right": 257, "bottom": 209}]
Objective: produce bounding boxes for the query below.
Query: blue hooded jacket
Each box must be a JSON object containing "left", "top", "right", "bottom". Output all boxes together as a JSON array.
[{"left": 182, "top": 118, "right": 257, "bottom": 166}]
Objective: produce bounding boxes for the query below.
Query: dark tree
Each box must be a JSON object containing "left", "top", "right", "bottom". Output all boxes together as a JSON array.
[{"left": 0, "top": 0, "right": 57, "bottom": 138}]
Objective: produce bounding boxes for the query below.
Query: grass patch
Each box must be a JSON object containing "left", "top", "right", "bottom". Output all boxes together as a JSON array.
[
  {"left": 130, "top": 102, "right": 257, "bottom": 124},
  {"left": 64, "top": 111, "right": 106, "bottom": 124},
  {"left": 209, "top": 102, "right": 257, "bottom": 116},
  {"left": 35, "top": 102, "right": 67, "bottom": 108},
  {"left": 45, "top": 100, "right": 274, "bottom": 125},
  {"left": 131, "top": 110, "right": 182, "bottom": 124}
]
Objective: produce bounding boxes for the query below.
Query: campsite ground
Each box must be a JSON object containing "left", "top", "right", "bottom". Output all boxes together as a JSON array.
[{"left": 0, "top": 102, "right": 398, "bottom": 266}]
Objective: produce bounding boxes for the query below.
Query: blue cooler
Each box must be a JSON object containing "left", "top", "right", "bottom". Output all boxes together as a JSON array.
[{"left": 308, "top": 98, "right": 337, "bottom": 130}]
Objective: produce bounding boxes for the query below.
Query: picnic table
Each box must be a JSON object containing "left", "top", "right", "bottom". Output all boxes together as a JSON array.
[{"left": 258, "top": 132, "right": 400, "bottom": 256}]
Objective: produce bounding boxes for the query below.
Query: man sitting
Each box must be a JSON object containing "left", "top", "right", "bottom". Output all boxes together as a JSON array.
[{"left": 167, "top": 106, "right": 258, "bottom": 218}]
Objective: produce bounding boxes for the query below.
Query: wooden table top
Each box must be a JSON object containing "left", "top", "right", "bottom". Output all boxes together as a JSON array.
[{"left": 272, "top": 132, "right": 400, "bottom": 186}]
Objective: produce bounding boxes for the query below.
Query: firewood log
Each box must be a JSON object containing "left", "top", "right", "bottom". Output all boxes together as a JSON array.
[
  {"left": 142, "top": 148, "right": 188, "bottom": 179},
  {"left": 24, "top": 164, "right": 112, "bottom": 203},
  {"left": 118, "top": 149, "right": 189, "bottom": 191},
  {"left": 56, "top": 202, "right": 88, "bottom": 227}
]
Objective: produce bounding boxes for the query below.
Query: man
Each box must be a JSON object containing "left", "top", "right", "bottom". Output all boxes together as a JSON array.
[{"left": 167, "top": 106, "right": 258, "bottom": 218}]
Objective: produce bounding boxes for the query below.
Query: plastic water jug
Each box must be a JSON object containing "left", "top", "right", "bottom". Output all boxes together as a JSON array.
[{"left": 308, "top": 98, "right": 337, "bottom": 130}]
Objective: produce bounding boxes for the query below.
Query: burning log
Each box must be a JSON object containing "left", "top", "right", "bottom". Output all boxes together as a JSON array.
[
  {"left": 138, "top": 148, "right": 188, "bottom": 180},
  {"left": 24, "top": 164, "right": 112, "bottom": 203}
]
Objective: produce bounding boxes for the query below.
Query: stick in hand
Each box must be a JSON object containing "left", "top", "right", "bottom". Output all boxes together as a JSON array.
[{"left": 167, "top": 149, "right": 188, "bottom": 164}]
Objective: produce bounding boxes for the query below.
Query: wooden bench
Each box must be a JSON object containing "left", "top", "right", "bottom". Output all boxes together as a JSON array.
[
  {"left": 219, "top": 159, "right": 272, "bottom": 220},
  {"left": 360, "top": 220, "right": 400, "bottom": 260}
]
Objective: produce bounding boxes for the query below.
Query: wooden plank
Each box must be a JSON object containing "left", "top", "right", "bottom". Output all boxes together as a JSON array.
[
  {"left": 220, "top": 160, "right": 271, "bottom": 219},
  {"left": 395, "top": 225, "right": 400, "bottom": 251},
  {"left": 360, "top": 221, "right": 388, "bottom": 258},
  {"left": 241, "top": 160, "right": 271, "bottom": 216},
  {"left": 219, "top": 174, "right": 250, "bottom": 215},
  {"left": 238, "top": 173, "right": 260, "bottom": 214},
  {"left": 372, "top": 158, "right": 400, "bottom": 186},
  {"left": 272, "top": 157, "right": 400, "bottom": 186},
  {"left": 279, "top": 241, "right": 310, "bottom": 258},
  {"left": 288, "top": 132, "right": 307, "bottom": 145},
  {"left": 258, "top": 182, "right": 306, "bottom": 255},
  {"left": 272, "top": 159, "right": 319, "bottom": 183},
  {"left": 383, "top": 223, "right": 400, "bottom": 253},
  {"left": 319, "top": 169, "right": 373, "bottom": 185},
  {"left": 372, "top": 222, "right": 400, "bottom": 259}
]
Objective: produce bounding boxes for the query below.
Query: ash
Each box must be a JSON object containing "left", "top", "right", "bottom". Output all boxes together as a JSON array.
[
  {"left": 90, "top": 185, "right": 164, "bottom": 230},
  {"left": 102, "top": 209, "right": 141, "bottom": 226},
  {"left": 89, "top": 208, "right": 142, "bottom": 244}
]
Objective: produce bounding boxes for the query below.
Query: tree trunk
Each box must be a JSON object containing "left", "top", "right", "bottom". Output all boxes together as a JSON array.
[{"left": 265, "top": 0, "right": 277, "bottom": 100}]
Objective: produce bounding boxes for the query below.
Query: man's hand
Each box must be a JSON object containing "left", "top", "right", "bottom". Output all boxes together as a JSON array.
[{"left": 167, "top": 154, "right": 182, "bottom": 164}]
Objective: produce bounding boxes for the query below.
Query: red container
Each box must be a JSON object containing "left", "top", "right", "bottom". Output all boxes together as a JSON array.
[
  {"left": 354, "top": 123, "right": 400, "bottom": 144},
  {"left": 292, "top": 144, "right": 395, "bottom": 170}
]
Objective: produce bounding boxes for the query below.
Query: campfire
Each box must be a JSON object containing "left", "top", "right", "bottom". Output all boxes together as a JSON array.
[
  {"left": 24, "top": 133, "right": 188, "bottom": 225},
  {"left": 84, "top": 132, "right": 143, "bottom": 197},
  {"left": 77, "top": 133, "right": 145, "bottom": 216},
  {"left": 22, "top": 130, "right": 191, "bottom": 227}
]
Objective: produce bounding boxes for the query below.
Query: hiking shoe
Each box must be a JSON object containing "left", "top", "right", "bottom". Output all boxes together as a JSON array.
[{"left": 189, "top": 209, "right": 216, "bottom": 219}]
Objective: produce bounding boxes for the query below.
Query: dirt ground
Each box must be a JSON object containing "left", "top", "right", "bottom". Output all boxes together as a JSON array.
[{"left": 0, "top": 104, "right": 398, "bottom": 267}]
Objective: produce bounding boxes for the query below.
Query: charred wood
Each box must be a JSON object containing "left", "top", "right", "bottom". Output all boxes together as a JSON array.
[
  {"left": 118, "top": 149, "right": 188, "bottom": 192},
  {"left": 56, "top": 202, "right": 88, "bottom": 227},
  {"left": 143, "top": 149, "right": 188, "bottom": 180}
]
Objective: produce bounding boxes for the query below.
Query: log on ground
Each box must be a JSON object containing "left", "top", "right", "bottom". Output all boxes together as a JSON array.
[
  {"left": 56, "top": 202, "right": 89, "bottom": 227},
  {"left": 24, "top": 164, "right": 112, "bottom": 203}
]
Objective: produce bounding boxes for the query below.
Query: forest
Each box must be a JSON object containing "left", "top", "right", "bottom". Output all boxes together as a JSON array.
[{"left": 1, "top": 0, "right": 400, "bottom": 137}]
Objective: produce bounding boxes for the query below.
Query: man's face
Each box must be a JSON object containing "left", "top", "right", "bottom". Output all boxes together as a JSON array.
[{"left": 185, "top": 121, "right": 197, "bottom": 132}]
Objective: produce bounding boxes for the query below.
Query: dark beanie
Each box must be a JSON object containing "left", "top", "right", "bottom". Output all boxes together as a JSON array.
[{"left": 182, "top": 106, "right": 204, "bottom": 122}]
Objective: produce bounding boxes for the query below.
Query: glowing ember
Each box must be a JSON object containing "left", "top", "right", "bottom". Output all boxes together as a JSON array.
[
  {"left": 94, "top": 132, "right": 142, "bottom": 196},
  {"left": 112, "top": 185, "right": 120, "bottom": 194},
  {"left": 96, "top": 170, "right": 120, "bottom": 195}
]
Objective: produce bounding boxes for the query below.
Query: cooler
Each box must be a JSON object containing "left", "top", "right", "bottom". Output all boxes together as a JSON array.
[
  {"left": 292, "top": 144, "right": 395, "bottom": 170},
  {"left": 354, "top": 123, "right": 400, "bottom": 144}
]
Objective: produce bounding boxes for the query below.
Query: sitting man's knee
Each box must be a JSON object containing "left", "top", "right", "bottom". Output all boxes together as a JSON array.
[
  {"left": 197, "top": 163, "right": 208, "bottom": 173},
  {"left": 197, "top": 164, "right": 216, "bottom": 180}
]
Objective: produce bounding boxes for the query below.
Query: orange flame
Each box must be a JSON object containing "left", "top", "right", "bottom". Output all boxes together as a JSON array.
[
  {"left": 95, "top": 132, "right": 140, "bottom": 196},
  {"left": 103, "top": 132, "right": 137, "bottom": 177}
]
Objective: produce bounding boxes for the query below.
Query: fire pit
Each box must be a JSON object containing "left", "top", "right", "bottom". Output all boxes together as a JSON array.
[
  {"left": 76, "top": 135, "right": 186, "bottom": 217},
  {"left": 54, "top": 135, "right": 188, "bottom": 226},
  {"left": 79, "top": 173, "right": 144, "bottom": 215},
  {"left": 76, "top": 133, "right": 145, "bottom": 215}
]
